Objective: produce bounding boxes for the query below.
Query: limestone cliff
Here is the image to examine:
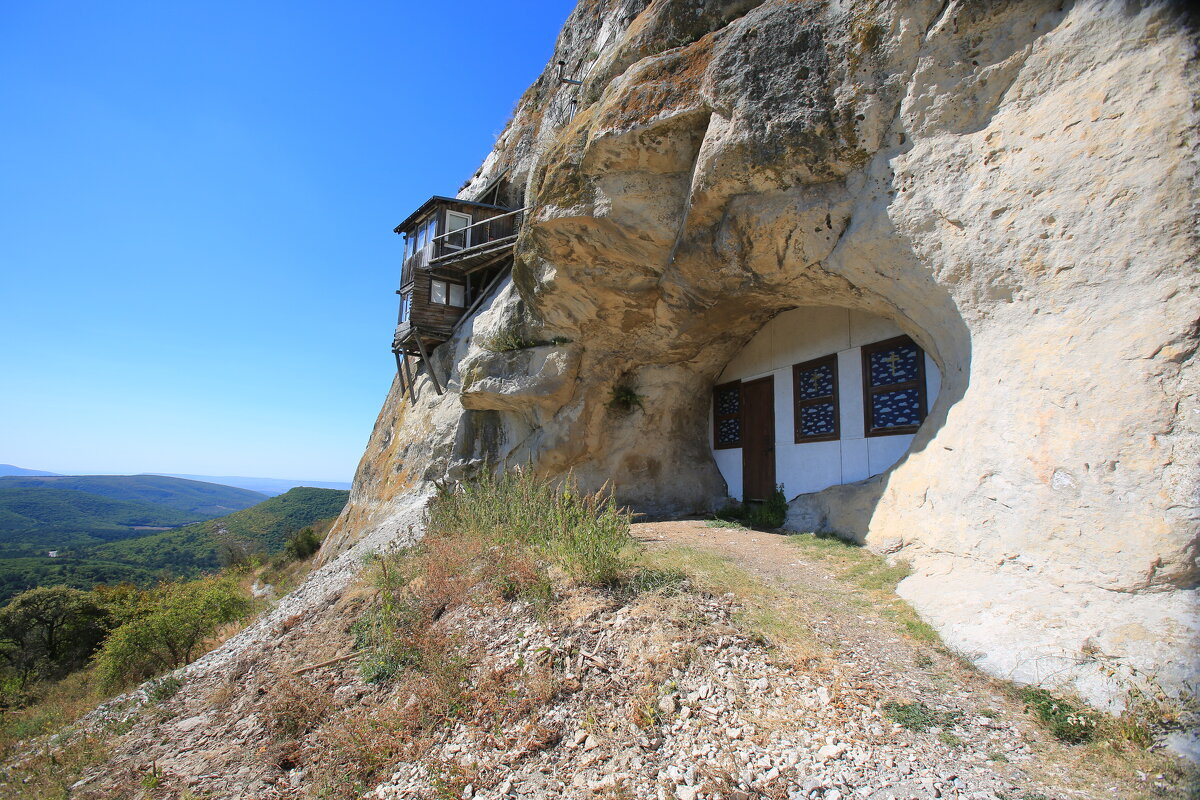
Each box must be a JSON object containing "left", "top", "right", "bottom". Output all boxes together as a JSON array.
[{"left": 326, "top": 0, "right": 1199, "bottom": 708}]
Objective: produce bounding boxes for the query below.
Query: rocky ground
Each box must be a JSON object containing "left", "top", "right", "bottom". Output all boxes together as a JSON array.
[{"left": 49, "top": 520, "right": 1194, "bottom": 800}]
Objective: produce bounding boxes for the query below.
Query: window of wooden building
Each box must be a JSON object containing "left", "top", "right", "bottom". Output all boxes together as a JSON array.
[
  {"left": 862, "top": 335, "right": 927, "bottom": 436},
  {"left": 407, "top": 216, "right": 437, "bottom": 257},
  {"left": 712, "top": 381, "right": 742, "bottom": 449},
  {"left": 793, "top": 354, "right": 839, "bottom": 442},
  {"left": 444, "top": 211, "right": 471, "bottom": 250},
  {"left": 430, "top": 279, "right": 466, "bottom": 308}
]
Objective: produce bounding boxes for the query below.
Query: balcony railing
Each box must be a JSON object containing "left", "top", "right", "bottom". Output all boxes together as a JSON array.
[
  {"left": 429, "top": 207, "right": 524, "bottom": 263},
  {"left": 400, "top": 207, "right": 525, "bottom": 287}
]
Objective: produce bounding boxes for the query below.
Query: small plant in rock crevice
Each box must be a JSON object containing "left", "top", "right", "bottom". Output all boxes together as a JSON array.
[
  {"left": 608, "top": 384, "right": 645, "bottom": 413},
  {"left": 479, "top": 331, "right": 573, "bottom": 353},
  {"left": 147, "top": 674, "right": 183, "bottom": 704}
]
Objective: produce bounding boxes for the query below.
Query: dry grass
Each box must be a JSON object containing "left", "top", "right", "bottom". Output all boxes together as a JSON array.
[
  {"left": 293, "top": 470, "right": 639, "bottom": 792},
  {"left": 633, "top": 545, "right": 823, "bottom": 666},
  {"left": 783, "top": 532, "right": 940, "bottom": 643},
  {"left": 0, "top": 671, "right": 114, "bottom": 799}
]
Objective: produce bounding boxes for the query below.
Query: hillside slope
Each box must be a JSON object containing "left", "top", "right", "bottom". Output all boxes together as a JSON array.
[
  {"left": 0, "top": 487, "right": 199, "bottom": 544},
  {"left": 0, "top": 475, "right": 267, "bottom": 517},
  {"left": 62, "top": 518, "right": 1195, "bottom": 799},
  {"left": 92, "top": 487, "right": 351, "bottom": 572},
  {"left": 0, "top": 487, "right": 348, "bottom": 603}
]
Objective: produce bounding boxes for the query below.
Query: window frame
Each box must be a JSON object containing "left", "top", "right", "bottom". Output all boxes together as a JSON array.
[
  {"left": 792, "top": 354, "right": 840, "bottom": 443},
  {"left": 429, "top": 278, "right": 467, "bottom": 308},
  {"left": 444, "top": 211, "right": 472, "bottom": 251},
  {"left": 712, "top": 380, "right": 743, "bottom": 450},
  {"left": 861, "top": 334, "right": 927, "bottom": 438}
]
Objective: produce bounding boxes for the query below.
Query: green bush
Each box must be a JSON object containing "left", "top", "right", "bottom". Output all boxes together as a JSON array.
[
  {"left": 427, "top": 468, "right": 632, "bottom": 587},
  {"left": 284, "top": 527, "right": 322, "bottom": 561},
  {"left": 747, "top": 485, "right": 789, "bottom": 529},
  {"left": 92, "top": 575, "right": 251, "bottom": 690},
  {"left": 0, "top": 586, "right": 112, "bottom": 685}
]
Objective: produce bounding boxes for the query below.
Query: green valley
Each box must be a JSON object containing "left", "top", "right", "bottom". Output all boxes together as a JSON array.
[
  {"left": 0, "top": 479, "right": 348, "bottom": 603},
  {"left": 0, "top": 474, "right": 267, "bottom": 517}
]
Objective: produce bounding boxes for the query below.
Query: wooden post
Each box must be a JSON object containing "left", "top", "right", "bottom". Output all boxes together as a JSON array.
[
  {"left": 398, "top": 352, "right": 412, "bottom": 398},
  {"left": 400, "top": 352, "right": 418, "bottom": 406},
  {"left": 414, "top": 336, "right": 444, "bottom": 395}
]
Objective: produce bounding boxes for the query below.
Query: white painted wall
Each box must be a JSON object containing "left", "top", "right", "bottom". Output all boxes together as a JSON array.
[{"left": 710, "top": 307, "right": 941, "bottom": 500}]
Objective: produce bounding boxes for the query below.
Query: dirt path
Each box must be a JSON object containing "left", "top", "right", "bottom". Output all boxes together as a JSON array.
[{"left": 633, "top": 519, "right": 1194, "bottom": 800}]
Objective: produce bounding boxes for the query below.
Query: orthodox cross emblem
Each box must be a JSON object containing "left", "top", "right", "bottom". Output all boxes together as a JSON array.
[{"left": 884, "top": 351, "right": 902, "bottom": 376}]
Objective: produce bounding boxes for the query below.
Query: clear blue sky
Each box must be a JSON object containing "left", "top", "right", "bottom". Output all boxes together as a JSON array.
[{"left": 0, "top": 0, "right": 574, "bottom": 482}]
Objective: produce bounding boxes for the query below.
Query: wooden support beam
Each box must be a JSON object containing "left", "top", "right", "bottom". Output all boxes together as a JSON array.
[
  {"left": 400, "top": 352, "right": 418, "bottom": 406},
  {"left": 451, "top": 263, "right": 511, "bottom": 336},
  {"left": 414, "top": 336, "right": 444, "bottom": 395},
  {"left": 393, "top": 351, "right": 408, "bottom": 398}
]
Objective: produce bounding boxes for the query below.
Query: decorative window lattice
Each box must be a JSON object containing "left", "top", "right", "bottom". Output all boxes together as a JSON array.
[
  {"left": 862, "top": 336, "right": 927, "bottom": 436},
  {"left": 870, "top": 388, "right": 922, "bottom": 430},
  {"left": 713, "top": 382, "right": 741, "bottom": 448},
  {"left": 868, "top": 342, "right": 921, "bottom": 387},
  {"left": 796, "top": 363, "right": 835, "bottom": 400},
  {"left": 794, "top": 355, "right": 839, "bottom": 442},
  {"left": 715, "top": 385, "right": 740, "bottom": 416},
  {"left": 800, "top": 402, "right": 837, "bottom": 438},
  {"left": 716, "top": 417, "right": 741, "bottom": 446}
]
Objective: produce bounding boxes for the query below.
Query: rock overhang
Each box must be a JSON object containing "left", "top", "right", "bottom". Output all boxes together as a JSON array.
[{"left": 329, "top": 0, "right": 1199, "bottom": 715}]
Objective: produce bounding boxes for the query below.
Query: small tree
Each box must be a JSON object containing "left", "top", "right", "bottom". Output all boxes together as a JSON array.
[
  {"left": 0, "top": 586, "right": 112, "bottom": 686},
  {"left": 283, "top": 527, "right": 322, "bottom": 561},
  {"left": 93, "top": 575, "right": 251, "bottom": 690},
  {"left": 215, "top": 533, "right": 262, "bottom": 570}
]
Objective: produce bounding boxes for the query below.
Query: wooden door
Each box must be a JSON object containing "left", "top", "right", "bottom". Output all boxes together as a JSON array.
[{"left": 741, "top": 376, "right": 776, "bottom": 502}]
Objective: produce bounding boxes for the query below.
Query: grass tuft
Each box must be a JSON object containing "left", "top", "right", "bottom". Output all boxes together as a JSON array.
[
  {"left": 427, "top": 468, "right": 632, "bottom": 587},
  {"left": 884, "top": 700, "right": 962, "bottom": 732},
  {"left": 1019, "top": 687, "right": 1100, "bottom": 744}
]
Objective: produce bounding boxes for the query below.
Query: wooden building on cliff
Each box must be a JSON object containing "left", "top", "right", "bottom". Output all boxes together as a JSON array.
[{"left": 390, "top": 190, "right": 523, "bottom": 398}]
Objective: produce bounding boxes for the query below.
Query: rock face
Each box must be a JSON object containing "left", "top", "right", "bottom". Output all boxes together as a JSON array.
[{"left": 326, "top": 0, "right": 1199, "bottom": 708}]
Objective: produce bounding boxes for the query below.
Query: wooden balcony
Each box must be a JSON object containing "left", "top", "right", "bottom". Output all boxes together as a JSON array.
[
  {"left": 390, "top": 196, "right": 524, "bottom": 403},
  {"left": 399, "top": 207, "right": 523, "bottom": 287}
]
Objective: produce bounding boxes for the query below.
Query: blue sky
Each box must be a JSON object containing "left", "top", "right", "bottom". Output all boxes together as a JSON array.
[{"left": 0, "top": 0, "right": 574, "bottom": 482}]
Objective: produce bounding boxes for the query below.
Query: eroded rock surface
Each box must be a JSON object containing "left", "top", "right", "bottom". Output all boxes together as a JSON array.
[{"left": 326, "top": 0, "right": 1198, "bottom": 708}]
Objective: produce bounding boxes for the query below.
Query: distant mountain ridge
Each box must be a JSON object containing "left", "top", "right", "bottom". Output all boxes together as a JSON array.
[
  {"left": 152, "top": 474, "right": 352, "bottom": 496},
  {"left": 0, "top": 464, "right": 61, "bottom": 477},
  {"left": 0, "top": 475, "right": 267, "bottom": 516}
]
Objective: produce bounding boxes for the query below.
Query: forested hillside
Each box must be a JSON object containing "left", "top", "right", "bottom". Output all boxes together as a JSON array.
[
  {"left": 93, "top": 487, "right": 350, "bottom": 573},
  {"left": 0, "top": 486, "right": 348, "bottom": 602},
  {"left": 0, "top": 475, "right": 266, "bottom": 516}
]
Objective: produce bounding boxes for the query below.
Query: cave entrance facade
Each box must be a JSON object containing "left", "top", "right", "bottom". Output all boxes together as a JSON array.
[{"left": 710, "top": 306, "right": 941, "bottom": 503}]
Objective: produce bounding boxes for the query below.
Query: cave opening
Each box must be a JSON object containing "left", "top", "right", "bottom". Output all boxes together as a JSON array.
[{"left": 706, "top": 306, "right": 944, "bottom": 510}]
